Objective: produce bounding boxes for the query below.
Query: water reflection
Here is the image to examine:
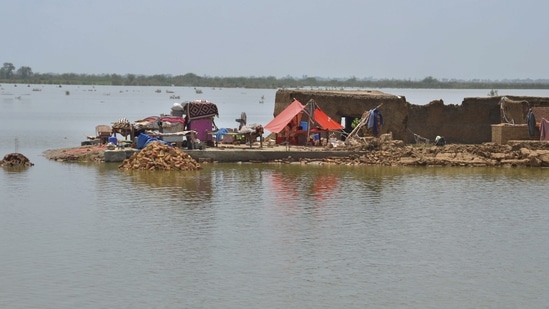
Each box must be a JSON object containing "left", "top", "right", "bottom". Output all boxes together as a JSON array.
[
  {"left": 3, "top": 156, "right": 549, "bottom": 308},
  {"left": 118, "top": 168, "right": 212, "bottom": 204},
  {"left": 4, "top": 85, "right": 549, "bottom": 308},
  {"left": 1, "top": 166, "right": 31, "bottom": 199}
]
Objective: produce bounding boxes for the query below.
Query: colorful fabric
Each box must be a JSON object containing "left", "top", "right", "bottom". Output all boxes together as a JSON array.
[
  {"left": 312, "top": 108, "right": 344, "bottom": 131},
  {"left": 160, "top": 116, "right": 186, "bottom": 124},
  {"left": 264, "top": 99, "right": 343, "bottom": 133},
  {"left": 215, "top": 128, "right": 229, "bottom": 141},
  {"left": 264, "top": 100, "right": 305, "bottom": 133},
  {"left": 183, "top": 100, "right": 219, "bottom": 120},
  {"left": 540, "top": 118, "right": 549, "bottom": 141},
  {"left": 366, "top": 108, "right": 383, "bottom": 137}
]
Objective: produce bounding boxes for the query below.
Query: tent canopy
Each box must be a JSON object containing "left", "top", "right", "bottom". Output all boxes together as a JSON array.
[
  {"left": 312, "top": 106, "right": 344, "bottom": 131},
  {"left": 264, "top": 99, "right": 305, "bottom": 133},
  {"left": 264, "top": 99, "right": 343, "bottom": 133}
]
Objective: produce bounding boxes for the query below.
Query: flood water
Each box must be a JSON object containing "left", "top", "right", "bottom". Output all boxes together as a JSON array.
[{"left": 1, "top": 85, "right": 549, "bottom": 308}]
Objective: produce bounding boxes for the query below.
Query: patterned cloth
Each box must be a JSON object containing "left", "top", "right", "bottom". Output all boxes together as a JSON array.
[{"left": 183, "top": 100, "right": 219, "bottom": 120}]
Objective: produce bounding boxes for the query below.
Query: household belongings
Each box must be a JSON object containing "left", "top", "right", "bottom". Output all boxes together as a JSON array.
[
  {"left": 366, "top": 108, "right": 383, "bottom": 137},
  {"left": 435, "top": 135, "right": 446, "bottom": 146},
  {"left": 181, "top": 100, "right": 219, "bottom": 143},
  {"left": 90, "top": 125, "right": 112, "bottom": 144},
  {"left": 527, "top": 107, "right": 549, "bottom": 140},
  {"left": 212, "top": 124, "right": 264, "bottom": 148},
  {"left": 136, "top": 133, "right": 172, "bottom": 149},
  {"left": 540, "top": 118, "right": 549, "bottom": 141},
  {"left": 170, "top": 102, "right": 184, "bottom": 117},
  {"left": 111, "top": 118, "right": 132, "bottom": 139},
  {"left": 343, "top": 104, "right": 384, "bottom": 143},
  {"left": 527, "top": 108, "right": 536, "bottom": 137},
  {"left": 264, "top": 99, "right": 343, "bottom": 145}
]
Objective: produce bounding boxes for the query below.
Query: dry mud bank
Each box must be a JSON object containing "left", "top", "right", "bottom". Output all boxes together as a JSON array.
[
  {"left": 42, "top": 140, "right": 549, "bottom": 168},
  {"left": 290, "top": 140, "right": 549, "bottom": 167}
]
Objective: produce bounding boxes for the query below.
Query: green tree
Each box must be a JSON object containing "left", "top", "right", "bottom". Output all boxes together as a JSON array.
[
  {"left": 16, "top": 66, "right": 33, "bottom": 79},
  {"left": 126, "top": 74, "right": 136, "bottom": 85},
  {"left": 422, "top": 76, "right": 439, "bottom": 84},
  {"left": 111, "top": 73, "right": 123, "bottom": 85},
  {"left": 0, "top": 62, "right": 15, "bottom": 79}
]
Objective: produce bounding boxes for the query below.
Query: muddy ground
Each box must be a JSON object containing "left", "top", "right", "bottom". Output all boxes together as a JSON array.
[
  {"left": 42, "top": 145, "right": 107, "bottom": 163},
  {"left": 315, "top": 140, "right": 549, "bottom": 167},
  {"left": 40, "top": 140, "right": 549, "bottom": 168}
]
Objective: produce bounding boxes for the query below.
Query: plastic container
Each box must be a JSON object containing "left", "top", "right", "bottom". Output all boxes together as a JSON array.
[
  {"left": 108, "top": 136, "right": 118, "bottom": 145},
  {"left": 300, "top": 121, "right": 308, "bottom": 131}
]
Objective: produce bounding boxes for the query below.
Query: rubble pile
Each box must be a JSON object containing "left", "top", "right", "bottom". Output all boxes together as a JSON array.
[
  {"left": 291, "top": 139, "right": 549, "bottom": 167},
  {"left": 118, "top": 142, "right": 201, "bottom": 171},
  {"left": 1, "top": 153, "right": 34, "bottom": 167}
]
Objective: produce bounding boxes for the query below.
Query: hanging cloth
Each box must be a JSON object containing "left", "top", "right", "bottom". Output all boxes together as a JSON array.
[
  {"left": 526, "top": 108, "right": 536, "bottom": 137},
  {"left": 367, "top": 108, "right": 384, "bottom": 137}
]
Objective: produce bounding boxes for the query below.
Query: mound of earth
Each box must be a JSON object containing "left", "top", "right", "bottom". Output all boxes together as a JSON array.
[
  {"left": 1, "top": 153, "right": 34, "bottom": 167},
  {"left": 118, "top": 142, "right": 200, "bottom": 171},
  {"left": 43, "top": 145, "right": 106, "bottom": 162}
]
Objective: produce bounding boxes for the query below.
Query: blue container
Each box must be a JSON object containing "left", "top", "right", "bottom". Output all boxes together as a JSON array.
[
  {"left": 108, "top": 136, "right": 117, "bottom": 145},
  {"left": 300, "top": 121, "right": 308, "bottom": 131},
  {"left": 137, "top": 133, "right": 150, "bottom": 149}
]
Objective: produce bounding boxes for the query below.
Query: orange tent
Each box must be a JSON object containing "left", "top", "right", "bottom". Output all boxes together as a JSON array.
[
  {"left": 312, "top": 106, "right": 345, "bottom": 131},
  {"left": 264, "top": 99, "right": 343, "bottom": 133}
]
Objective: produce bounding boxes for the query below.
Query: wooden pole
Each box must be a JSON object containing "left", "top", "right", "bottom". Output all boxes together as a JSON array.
[{"left": 346, "top": 103, "right": 384, "bottom": 141}]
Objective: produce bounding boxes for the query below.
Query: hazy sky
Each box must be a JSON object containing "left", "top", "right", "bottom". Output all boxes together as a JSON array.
[{"left": 3, "top": 0, "right": 548, "bottom": 80}]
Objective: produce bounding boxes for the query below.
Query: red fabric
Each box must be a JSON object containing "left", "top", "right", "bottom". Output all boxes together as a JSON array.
[
  {"left": 160, "top": 116, "right": 186, "bottom": 124},
  {"left": 139, "top": 116, "right": 160, "bottom": 122},
  {"left": 312, "top": 108, "right": 344, "bottom": 130},
  {"left": 264, "top": 99, "right": 343, "bottom": 133},
  {"left": 264, "top": 100, "right": 305, "bottom": 133}
]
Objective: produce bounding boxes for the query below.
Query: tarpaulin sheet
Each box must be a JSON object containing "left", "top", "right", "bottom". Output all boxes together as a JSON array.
[
  {"left": 312, "top": 108, "right": 344, "bottom": 131},
  {"left": 264, "top": 99, "right": 343, "bottom": 133},
  {"left": 264, "top": 100, "right": 305, "bottom": 133}
]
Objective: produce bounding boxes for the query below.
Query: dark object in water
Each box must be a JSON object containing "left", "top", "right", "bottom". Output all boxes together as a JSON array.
[{"left": 1, "top": 153, "right": 34, "bottom": 167}]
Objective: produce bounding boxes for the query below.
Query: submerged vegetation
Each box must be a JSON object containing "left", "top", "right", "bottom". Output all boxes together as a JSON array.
[{"left": 1, "top": 62, "right": 549, "bottom": 89}]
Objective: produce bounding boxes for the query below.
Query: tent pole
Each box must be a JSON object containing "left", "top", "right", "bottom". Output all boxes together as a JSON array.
[{"left": 307, "top": 100, "right": 314, "bottom": 145}]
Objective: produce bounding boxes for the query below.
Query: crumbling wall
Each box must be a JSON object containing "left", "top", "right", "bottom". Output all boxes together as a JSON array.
[
  {"left": 274, "top": 89, "right": 409, "bottom": 140},
  {"left": 407, "top": 97, "right": 502, "bottom": 144},
  {"left": 274, "top": 90, "right": 549, "bottom": 144}
]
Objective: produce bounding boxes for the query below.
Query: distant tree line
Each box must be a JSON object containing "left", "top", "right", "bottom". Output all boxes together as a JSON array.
[{"left": 1, "top": 62, "right": 549, "bottom": 89}]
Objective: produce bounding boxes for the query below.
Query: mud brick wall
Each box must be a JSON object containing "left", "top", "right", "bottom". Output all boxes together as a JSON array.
[
  {"left": 491, "top": 124, "right": 531, "bottom": 144},
  {"left": 274, "top": 89, "right": 549, "bottom": 144}
]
